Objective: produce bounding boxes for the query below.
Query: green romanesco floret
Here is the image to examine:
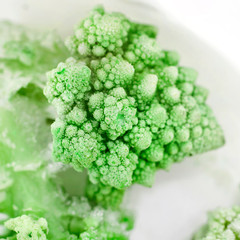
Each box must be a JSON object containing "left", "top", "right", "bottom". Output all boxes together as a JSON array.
[
  {"left": 4, "top": 215, "right": 48, "bottom": 240},
  {"left": 44, "top": 6, "right": 224, "bottom": 206},
  {"left": 141, "top": 139, "right": 165, "bottom": 163},
  {"left": 130, "top": 22, "right": 158, "bottom": 38},
  {"left": 162, "top": 50, "right": 180, "bottom": 66},
  {"left": 124, "top": 34, "right": 164, "bottom": 72},
  {"left": 132, "top": 158, "right": 157, "bottom": 187},
  {"left": 86, "top": 181, "right": 125, "bottom": 209},
  {"left": 129, "top": 73, "right": 158, "bottom": 110},
  {"left": 90, "top": 53, "right": 135, "bottom": 90},
  {"left": 51, "top": 116, "right": 104, "bottom": 171},
  {"left": 156, "top": 66, "right": 179, "bottom": 89},
  {"left": 65, "top": 5, "right": 174, "bottom": 68},
  {"left": 193, "top": 206, "right": 240, "bottom": 240},
  {"left": 44, "top": 58, "right": 91, "bottom": 116},
  {"left": 88, "top": 140, "right": 138, "bottom": 189},
  {"left": 88, "top": 87, "right": 138, "bottom": 140},
  {"left": 0, "top": 86, "right": 133, "bottom": 240},
  {"left": 66, "top": 6, "right": 131, "bottom": 58},
  {"left": 124, "top": 121, "right": 152, "bottom": 152}
]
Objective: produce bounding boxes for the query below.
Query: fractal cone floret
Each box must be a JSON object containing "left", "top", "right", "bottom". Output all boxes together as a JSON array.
[
  {"left": 44, "top": 6, "right": 224, "bottom": 209},
  {"left": 193, "top": 206, "right": 240, "bottom": 240}
]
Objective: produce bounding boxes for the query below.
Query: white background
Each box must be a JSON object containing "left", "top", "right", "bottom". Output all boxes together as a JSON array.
[
  {"left": 1, "top": 0, "right": 240, "bottom": 239},
  {"left": 136, "top": 0, "right": 240, "bottom": 70}
]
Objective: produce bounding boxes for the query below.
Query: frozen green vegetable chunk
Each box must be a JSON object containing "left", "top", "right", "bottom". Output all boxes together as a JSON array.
[
  {"left": 0, "top": 21, "right": 69, "bottom": 107},
  {"left": 51, "top": 116, "right": 104, "bottom": 171},
  {"left": 66, "top": 6, "right": 131, "bottom": 57},
  {"left": 86, "top": 181, "right": 125, "bottom": 209},
  {"left": 1, "top": 164, "right": 133, "bottom": 240},
  {"left": 1, "top": 152, "right": 132, "bottom": 240},
  {"left": 44, "top": 58, "right": 91, "bottom": 115},
  {"left": 4, "top": 215, "right": 49, "bottom": 240},
  {"left": 45, "top": 6, "right": 224, "bottom": 195},
  {"left": 124, "top": 34, "right": 164, "bottom": 71},
  {"left": 193, "top": 206, "right": 240, "bottom": 240},
  {"left": 0, "top": 94, "right": 51, "bottom": 170},
  {"left": 90, "top": 53, "right": 135, "bottom": 90},
  {"left": 66, "top": 5, "right": 169, "bottom": 64},
  {"left": 88, "top": 140, "right": 138, "bottom": 189},
  {"left": 0, "top": 83, "right": 133, "bottom": 240},
  {"left": 88, "top": 87, "right": 138, "bottom": 140},
  {"left": 0, "top": 21, "right": 133, "bottom": 239}
]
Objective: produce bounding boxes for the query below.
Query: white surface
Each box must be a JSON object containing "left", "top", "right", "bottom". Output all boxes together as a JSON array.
[
  {"left": 1, "top": 1, "right": 240, "bottom": 239},
  {"left": 135, "top": 0, "right": 240, "bottom": 70}
]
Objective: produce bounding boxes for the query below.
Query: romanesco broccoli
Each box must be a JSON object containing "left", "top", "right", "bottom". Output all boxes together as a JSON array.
[
  {"left": 4, "top": 215, "right": 49, "bottom": 240},
  {"left": 193, "top": 206, "right": 240, "bottom": 240},
  {"left": 0, "top": 75, "right": 133, "bottom": 240},
  {"left": 0, "top": 5, "right": 227, "bottom": 239},
  {"left": 44, "top": 6, "right": 224, "bottom": 201}
]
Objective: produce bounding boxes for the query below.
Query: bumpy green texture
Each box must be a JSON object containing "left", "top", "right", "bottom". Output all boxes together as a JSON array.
[
  {"left": 86, "top": 181, "right": 125, "bottom": 209},
  {"left": 193, "top": 206, "right": 240, "bottom": 240},
  {"left": 0, "top": 22, "right": 133, "bottom": 240},
  {"left": 65, "top": 7, "right": 130, "bottom": 57},
  {"left": 0, "top": 73, "right": 132, "bottom": 240},
  {"left": 4, "top": 215, "right": 49, "bottom": 240},
  {"left": 45, "top": 6, "right": 224, "bottom": 208}
]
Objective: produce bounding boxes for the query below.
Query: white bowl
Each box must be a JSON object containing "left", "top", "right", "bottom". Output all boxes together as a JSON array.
[{"left": 1, "top": 0, "right": 240, "bottom": 239}]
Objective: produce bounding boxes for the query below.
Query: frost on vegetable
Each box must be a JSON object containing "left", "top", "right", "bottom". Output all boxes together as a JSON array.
[
  {"left": 0, "top": 165, "right": 133, "bottom": 239},
  {"left": 88, "top": 141, "right": 138, "bottom": 189},
  {"left": 193, "top": 206, "right": 240, "bottom": 240},
  {"left": 65, "top": 6, "right": 131, "bottom": 57},
  {"left": 45, "top": 6, "right": 224, "bottom": 207},
  {"left": 4, "top": 215, "right": 49, "bottom": 240},
  {"left": 0, "top": 21, "right": 69, "bottom": 107},
  {"left": 0, "top": 21, "right": 133, "bottom": 240},
  {"left": 0, "top": 86, "right": 132, "bottom": 240},
  {"left": 90, "top": 53, "right": 134, "bottom": 90},
  {"left": 0, "top": 95, "right": 51, "bottom": 171},
  {"left": 1, "top": 143, "right": 132, "bottom": 240}
]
